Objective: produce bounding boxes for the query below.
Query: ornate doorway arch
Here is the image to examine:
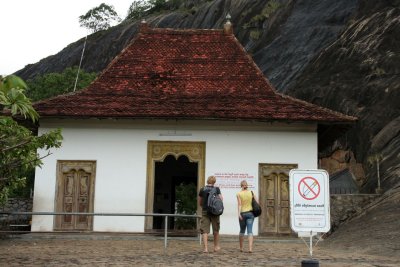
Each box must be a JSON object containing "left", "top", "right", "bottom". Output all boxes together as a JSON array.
[{"left": 145, "top": 141, "right": 206, "bottom": 231}]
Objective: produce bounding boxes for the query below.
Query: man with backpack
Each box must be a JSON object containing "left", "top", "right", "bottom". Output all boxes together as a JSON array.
[{"left": 198, "top": 175, "right": 224, "bottom": 253}]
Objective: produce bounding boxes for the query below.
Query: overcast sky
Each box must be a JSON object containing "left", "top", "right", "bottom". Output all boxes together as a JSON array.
[{"left": 1, "top": 0, "right": 134, "bottom": 76}]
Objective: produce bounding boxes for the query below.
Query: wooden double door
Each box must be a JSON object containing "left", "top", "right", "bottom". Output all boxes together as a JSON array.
[
  {"left": 54, "top": 161, "right": 96, "bottom": 231},
  {"left": 259, "top": 164, "right": 297, "bottom": 235}
]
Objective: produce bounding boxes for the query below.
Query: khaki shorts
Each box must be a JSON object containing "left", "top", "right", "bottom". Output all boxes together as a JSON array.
[{"left": 200, "top": 210, "right": 220, "bottom": 234}]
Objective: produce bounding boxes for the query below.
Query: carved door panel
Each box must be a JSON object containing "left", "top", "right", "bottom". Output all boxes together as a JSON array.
[
  {"left": 259, "top": 164, "right": 297, "bottom": 235},
  {"left": 55, "top": 161, "right": 96, "bottom": 231}
]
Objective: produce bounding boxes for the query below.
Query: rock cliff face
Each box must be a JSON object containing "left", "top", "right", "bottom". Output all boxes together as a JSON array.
[
  {"left": 289, "top": 0, "right": 400, "bottom": 191},
  {"left": 15, "top": 0, "right": 399, "bottom": 193}
]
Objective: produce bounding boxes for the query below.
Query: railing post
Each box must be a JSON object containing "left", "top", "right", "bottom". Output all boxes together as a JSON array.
[
  {"left": 198, "top": 217, "right": 202, "bottom": 245},
  {"left": 164, "top": 215, "right": 168, "bottom": 250}
]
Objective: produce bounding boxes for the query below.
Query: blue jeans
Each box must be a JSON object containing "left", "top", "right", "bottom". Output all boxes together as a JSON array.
[{"left": 239, "top": 211, "right": 254, "bottom": 236}]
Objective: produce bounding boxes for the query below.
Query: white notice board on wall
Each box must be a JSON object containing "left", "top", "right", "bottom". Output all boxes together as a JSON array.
[{"left": 289, "top": 169, "right": 331, "bottom": 233}]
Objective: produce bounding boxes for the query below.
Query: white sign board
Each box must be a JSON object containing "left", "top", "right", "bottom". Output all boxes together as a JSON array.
[
  {"left": 211, "top": 172, "right": 256, "bottom": 189},
  {"left": 289, "top": 169, "right": 330, "bottom": 233}
]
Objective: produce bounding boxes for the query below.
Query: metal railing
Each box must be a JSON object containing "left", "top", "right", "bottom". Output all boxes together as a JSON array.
[
  {"left": 0, "top": 211, "right": 201, "bottom": 249},
  {"left": 330, "top": 187, "right": 358, "bottom": 194}
]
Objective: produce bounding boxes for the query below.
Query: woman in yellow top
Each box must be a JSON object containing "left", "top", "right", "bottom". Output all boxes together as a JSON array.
[{"left": 236, "top": 180, "right": 259, "bottom": 253}]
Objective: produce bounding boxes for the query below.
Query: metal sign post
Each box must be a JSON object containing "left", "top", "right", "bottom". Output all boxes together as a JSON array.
[{"left": 289, "top": 169, "right": 330, "bottom": 267}]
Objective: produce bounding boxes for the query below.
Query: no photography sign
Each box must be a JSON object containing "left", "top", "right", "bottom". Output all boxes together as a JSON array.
[{"left": 289, "top": 169, "right": 330, "bottom": 233}]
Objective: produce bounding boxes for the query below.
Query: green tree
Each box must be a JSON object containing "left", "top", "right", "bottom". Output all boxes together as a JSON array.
[
  {"left": 0, "top": 75, "right": 62, "bottom": 205},
  {"left": 79, "top": 3, "right": 121, "bottom": 33},
  {"left": 126, "top": 0, "right": 176, "bottom": 20},
  {"left": 26, "top": 67, "right": 97, "bottom": 101},
  {"left": 126, "top": 0, "right": 151, "bottom": 20},
  {"left": 148, "top": 0, "right": 167, "bottom": 13},
  {"left": 0, "top": 75, "right": 38, "bottom": 121}
]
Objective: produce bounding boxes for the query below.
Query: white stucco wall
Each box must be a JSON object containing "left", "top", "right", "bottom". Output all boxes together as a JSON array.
[{"left": 32, "top": 119, "right": 318, "bottom": 235}]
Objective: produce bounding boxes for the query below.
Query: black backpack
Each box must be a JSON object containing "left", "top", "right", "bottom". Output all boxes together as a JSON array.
[{"left": 206, "top": 187, "right": 224, "bottom": 216}]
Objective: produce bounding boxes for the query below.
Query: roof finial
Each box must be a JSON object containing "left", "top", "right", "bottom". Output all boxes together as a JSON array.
[
  {"left": 224, "top": 13, "right": 233, "bottom": 34},
  {"left": 140, "top": 19, "right": 149, "bottom": 32},
  {"left": 226, "top": 13, "right": 231, "bottom": 23}
]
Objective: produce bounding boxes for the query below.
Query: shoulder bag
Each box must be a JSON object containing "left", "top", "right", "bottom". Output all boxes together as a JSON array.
[{"left": 251, "top": 191, "right": 262, "bottom": 217}]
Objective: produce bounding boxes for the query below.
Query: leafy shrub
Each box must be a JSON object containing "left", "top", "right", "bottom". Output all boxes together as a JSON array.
[
  {"left": 174, "top": 182, "right": 197, "bottom": 229},
  {"left": 250, "top": 29, "right": 262, "bottom": 40},
  {"left": 26, "top": 67, "right": 97, "bottom": 101},
  {"left": 249, "top": 0, "right": 281, "bottom": 26}
]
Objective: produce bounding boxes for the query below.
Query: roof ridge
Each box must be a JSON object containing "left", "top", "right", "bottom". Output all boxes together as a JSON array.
[{"left": 144, "top": 28, "right": 224, "bottom": 34}]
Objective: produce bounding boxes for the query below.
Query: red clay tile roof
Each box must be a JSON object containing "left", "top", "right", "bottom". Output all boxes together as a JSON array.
[{"left": 33, "top": 25, "right": 356, "bottom": 124}]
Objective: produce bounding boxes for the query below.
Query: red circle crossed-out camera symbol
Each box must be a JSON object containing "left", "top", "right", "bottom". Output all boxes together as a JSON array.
[{"left": 298, "top": 176, "right": 320, "bottom": 200}]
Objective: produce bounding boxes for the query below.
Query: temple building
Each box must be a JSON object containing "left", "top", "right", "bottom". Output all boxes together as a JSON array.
[{"left": 32, "top": 21, "right": 356, "bottom": 235}]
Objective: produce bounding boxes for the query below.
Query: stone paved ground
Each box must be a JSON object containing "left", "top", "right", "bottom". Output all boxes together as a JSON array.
[
  {"left": 1, "top": 188, "right": 399, "bottom": 267},
  {"left": 0, "top": 234, "right": 399, "bottom": 266}
]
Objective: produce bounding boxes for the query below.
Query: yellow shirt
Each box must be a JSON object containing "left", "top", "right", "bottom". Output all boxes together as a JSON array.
[{"left": 237, "top": 190, "right": 253, "bottom": 213}]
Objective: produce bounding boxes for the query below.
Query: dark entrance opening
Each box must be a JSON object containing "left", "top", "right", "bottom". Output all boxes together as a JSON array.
[{"left": 153, "top": 155, "right": 198, "bottom": 232}]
